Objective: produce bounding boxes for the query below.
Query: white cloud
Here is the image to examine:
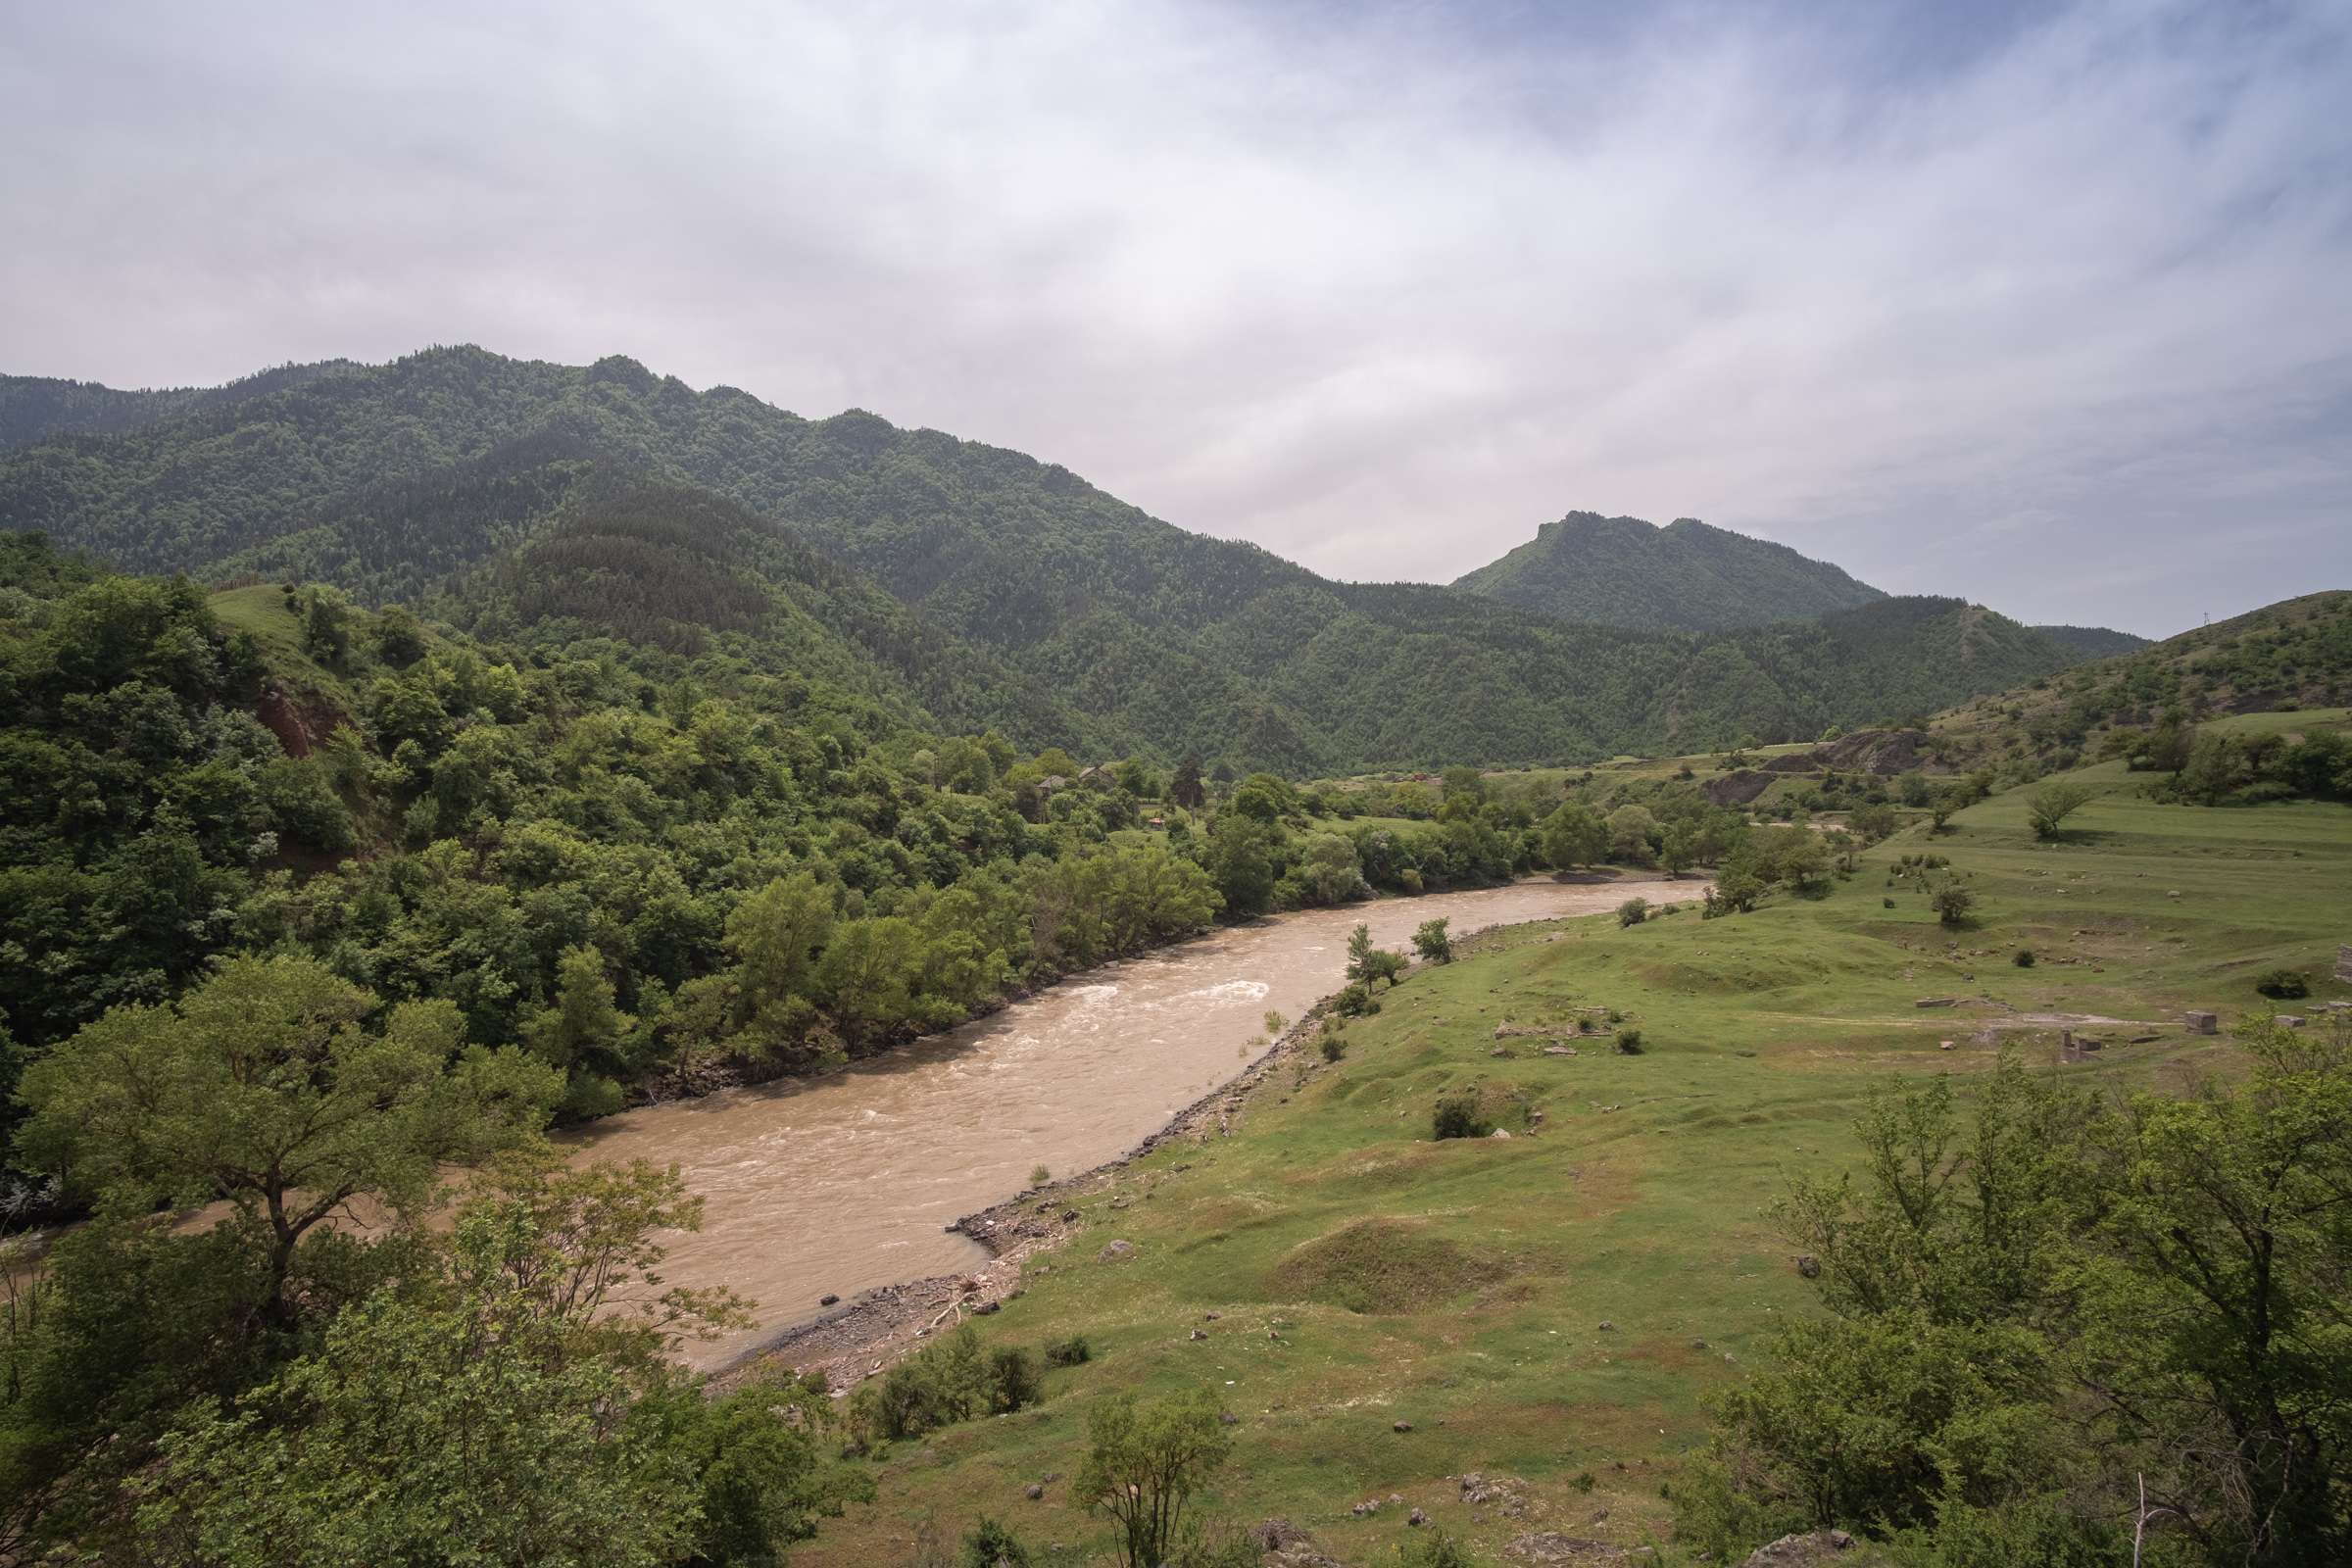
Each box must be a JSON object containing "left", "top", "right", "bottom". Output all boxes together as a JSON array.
[{"left": 3, "top": 0, "right": 2346, "bottom": 634}]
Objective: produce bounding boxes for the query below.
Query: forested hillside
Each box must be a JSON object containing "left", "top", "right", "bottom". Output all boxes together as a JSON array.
[
  {"left": 0, "top": 361, "right": 358, "bottom": 453},
  {"left": 1, "top": 347, "right": 2105, "bottom": 769},
  {"left": 1451, "top": 510, "right": 1887, "bottom": 630}
]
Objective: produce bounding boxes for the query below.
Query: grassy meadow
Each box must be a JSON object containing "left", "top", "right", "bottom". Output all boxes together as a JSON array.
[{"left": 794, "top": 754, "right": 2350, "bottom": 1565}]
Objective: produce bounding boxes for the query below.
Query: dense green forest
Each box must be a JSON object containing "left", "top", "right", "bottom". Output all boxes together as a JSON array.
[
  {"left": 0, "top": 348, "right": 2125, "bottom": 771},
  {"left": 1, "top": 522, "right": 1783, "bottom": 1153},
  {"left": 1451, "top": 510, "right": 1888, "bottom": 631}
]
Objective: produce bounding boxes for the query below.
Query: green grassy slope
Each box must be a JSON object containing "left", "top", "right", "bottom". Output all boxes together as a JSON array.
[
  {"left": 1452, "top": 512, "right": 1886, "bottom": 632},
  {"left": 785, "top": 756, "right": 2350, "bottom": 1565}
]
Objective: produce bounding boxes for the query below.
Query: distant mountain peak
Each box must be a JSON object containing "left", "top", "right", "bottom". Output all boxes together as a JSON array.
[{"left": 1456, "top": 510, "right": 1888, "bottom": 633}]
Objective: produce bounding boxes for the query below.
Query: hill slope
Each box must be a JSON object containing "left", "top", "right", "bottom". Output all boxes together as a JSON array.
[
  {"left": 1451, "top": 510, "right": 1887, "bottom": 631},
  {"left": 0, "top": 362, "right": 361, "bottom": 453},
  {"left": 0, "top": 347, "right": 2097, "bottom": 769}
]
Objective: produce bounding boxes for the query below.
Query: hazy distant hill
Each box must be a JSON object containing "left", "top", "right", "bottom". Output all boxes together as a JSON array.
[
  {"left": 1451, "top": 511, "right": 1888, "bottom": 631},
  {"left": 0, "top": 348, "right": 2111, "bottom": 769}
]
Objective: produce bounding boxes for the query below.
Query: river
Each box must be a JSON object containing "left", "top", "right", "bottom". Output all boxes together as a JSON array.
[{"left": 568, "top": 877, "right": 1686, "bottom": 1369}]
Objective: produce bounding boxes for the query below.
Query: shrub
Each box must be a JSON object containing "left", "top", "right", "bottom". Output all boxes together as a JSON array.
[
  {"left": 2256, "top": 968, "right": 2310, "bottom": 1000},
  {"left": 961, "top": 1517, "right": 1031, "bottom": 1568},
  {"left": 2013, "top": 948, "right": 2035, "bottom": 968},
  {"left": 1333, "top": 983, "right": 1375, "bottom": 1018},
  {"left": 988, "top": 1347, "right": 1042, "bottom": 1413},
  {"left": 1616, "top": 897, "right": 1650, "bottom": 928},
  {"left": 1029, "top": 1164, "right": 1051, "bottom": 1187},
  {"left": 1045, "top": 1335, "right": 1092, "bottom": 1367},
  {"left": 1319, "top": 1030, "right": 1347, "bottom": 1063},
  {"left": 1932, "top": 883, "right": 1976, "bottom": 926},
  {"left": 1616, "top": 1028, "right": 1644, "bottom": 1054},
  {"left": 1411, "top": 917, "right": 1453, "bottom": 964},
  {"left": 1393, "top": 1531, "right": 1480, "bottom": 1568},
  {"left": 1883, "top": 898, "right": 1896, "bottom": 909},
  {"left": 851, "top": 1324, "right": 992, "bottom": 1445},
  {"left": 1431, "top": 1094, "right": 1491, "bottom": 1141}
]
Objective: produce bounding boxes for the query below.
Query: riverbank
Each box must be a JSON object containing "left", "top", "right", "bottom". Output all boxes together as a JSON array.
[
  {"left": 710, "top": 993, "right": 1335, "bottom": 1396},
  {"left": 710, "top": 880, "right": 1682, "bottom": 1396}
]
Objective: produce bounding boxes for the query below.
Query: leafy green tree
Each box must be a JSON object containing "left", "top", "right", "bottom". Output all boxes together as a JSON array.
[
  {"left": 2074, "top": 1022, "right": 2352, "bottom": 1564},
  {"left": 1605, "top": 804, "right": 1658, "bottom": 864},
  {"left": 1411, "top": 917, "right": 1452, "bottom": 964},
  {"left": 1539, "top": 802, "right": 1607, "bottom": 870},
  {"left": 131, "top": 1162, "right": 775, "bottom": 1568},
  {"left": 815, "top": 916, "right": 925, "bottom": 1049},
  {"left": 1202, "top": 815, "right": 1278, "bottom": 919},
  {"left": 17, "top": 956, "right": 559, "bottom": 1320},
  {"left": 1076, "top": 1388, "right": 1233, "bottom": 1568},
  {"left": 1230, "top": 773, "right": 1288, "bottom": 823},
  {"left": 523, "top": 944, "right": 636, "bottom": 1116},
  {"left": 1932, "top": 881, "right": 1976, "bottom": 926},
  {"left": 2026, "top": 782, "right": 2096, "bottom": 839}
]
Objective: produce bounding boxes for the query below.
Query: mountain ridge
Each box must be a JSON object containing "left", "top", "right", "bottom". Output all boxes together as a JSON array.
[
  {"left": 0, "top": 347, "right": 2132, "bottom": 770},
  {"left": 1450, "top": 509, "right": 1889, "bottom": 631}
]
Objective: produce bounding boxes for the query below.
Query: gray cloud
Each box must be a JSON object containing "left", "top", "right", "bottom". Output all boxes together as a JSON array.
[{"left": 4, "top": 0, "right": 2346, "bottom": 634}]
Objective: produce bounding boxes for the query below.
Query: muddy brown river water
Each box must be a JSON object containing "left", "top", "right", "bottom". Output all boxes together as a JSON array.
[{"left": 568, "top": 878, "right": 1684, "bottom": 1368}]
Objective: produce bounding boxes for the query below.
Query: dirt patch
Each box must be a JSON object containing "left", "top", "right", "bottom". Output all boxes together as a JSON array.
[
  {"left": 1265, "top": 1217, "right": 1511, "bottom": 1314},
  {"left": 1705, "top": 770, "right": 1774, "bottom": 807},
  {"left": 254, "top": 686, "right": 343, "bottom": 758},
  {"left": 1814, "top": 728, "right": 1929, "bottom": 776}
]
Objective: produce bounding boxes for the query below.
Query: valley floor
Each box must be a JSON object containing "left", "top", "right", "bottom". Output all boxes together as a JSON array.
[{"left": 786, "top": 762, "right": 2350, "bottom": 1565}]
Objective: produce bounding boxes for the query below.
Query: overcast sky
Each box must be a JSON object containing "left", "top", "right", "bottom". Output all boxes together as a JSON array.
[{"left": 5, "top": 1, "right": 2346, "bottom": 635}]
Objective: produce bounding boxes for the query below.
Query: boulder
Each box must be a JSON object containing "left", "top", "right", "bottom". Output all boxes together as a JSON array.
[
  {"left": 1025, "top": 1483, "right": 1045, "bottom": 1501},
  {"left": 2185, "top": 1010, "right": 2219, "bottom": 1035},
  {"left": 1393, "top": 1419, "right": 1413, "bottom": 1432},
  {"left": 1795, "top": 1254, "right": 1821, "bottom": 1279},
  {"left": 818, "top": 1293, "right": 840, "bottom": 1306},
  {"left": 1098, "top": 1240, "right": 1138, "bottom": 1263}
]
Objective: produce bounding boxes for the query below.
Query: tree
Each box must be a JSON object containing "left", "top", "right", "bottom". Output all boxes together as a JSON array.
[
  {"left": 1605, "top": 804, "right": 1658, "bottom": 865},
  {"left": 1168, "top": 754, "right": 1205, "bottom": 810},
  {"left": 1202, "top": 815, "right": 1277, "bottom": 919},
  {"left": 2074, "top": 1021, "right": 2352, "bottom": 1564},
  {"left": 1075, "top": 1388, "right": 1233, "bottom": 1568},
  {"left": 1412, "top": 917, "right": 1452, "bottom": 964},
  {"left": 1617, "top": 897, "right": 1649, "bottom": 928},
  {"left": 17, "top": 956, "right": 558, "bottom": 1322},
  {"left": 1928, "top": 790, "right": 1959, "bottom": 833},
  {"left": 1230, "top": 773, "right": 1289, "bottom": 823},
  {"left": 523, "top": 943, "right": 635, "bottom": 1114},
  {"left": 1540, "top": 802, "right": 1607, "bottom": 870},
  {"left": 131, "top": 1162, "right": 786, "bottom": 1568},
  {"left": 2026, "top": 782, "right": 2096, "bottom": 840},
  {"left": 1345, "top": 924, "right": 1381, "bottom": 985},
  {"left": 1932, "top": 881, "right": 1976, "bottom": 926}
]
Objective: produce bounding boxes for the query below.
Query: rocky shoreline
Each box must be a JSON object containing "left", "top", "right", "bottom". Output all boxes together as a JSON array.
[{"left": 709, "top": 998, "right": 1330, "bottom": 1396}]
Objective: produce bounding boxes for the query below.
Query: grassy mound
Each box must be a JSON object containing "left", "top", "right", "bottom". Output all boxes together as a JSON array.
[{"left": 1264, "top": 1218, "right": 1511, "bottom": 1314}]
